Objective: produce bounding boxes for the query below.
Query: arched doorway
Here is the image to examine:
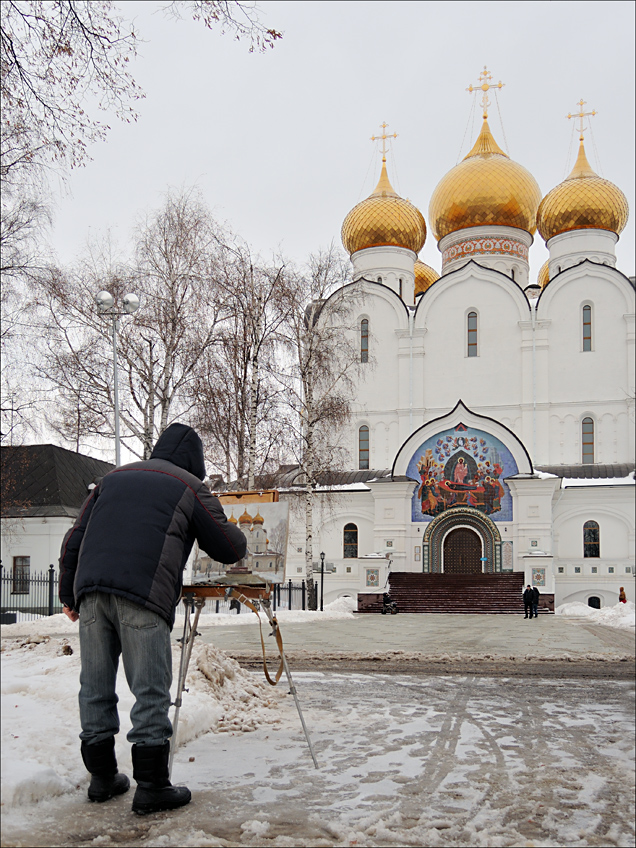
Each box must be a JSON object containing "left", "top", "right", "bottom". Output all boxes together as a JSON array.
[
  {"left": 443, "top": 527, "right": 482, "bottom": 574},
  {"left": 588, "top": 596, "right": 601, "bottom": 609}
]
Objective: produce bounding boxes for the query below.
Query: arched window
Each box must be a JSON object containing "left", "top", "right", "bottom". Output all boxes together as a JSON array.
[
  {"left": 582, "top": 417, "right": 594, "bottom": 463},
  {"left": 360, "top": 319, "right": 369, "bottom": 363},
  {"left": 467, "top": 311, "right": 478, "bottom": 357},
  {"left": 510, "top": 268, "right": 516, "bottom": 281},
  {"left": 344, "top": 523, "right": 358, "bottom": 558},
  {"left": 399, "top": 278, "right": 403, "bottom": 298},
  {"left": 582, "top": 305, "right": 592, "bottom": 351},
  {"left": 377, "top": 276, "right": 382, "bottom": 283},
  {"left": 584, "top": 520, "right": 600, "bottom": 558},
  {"left": 358, "top": 425, "right": 369, "bottom": 469}
]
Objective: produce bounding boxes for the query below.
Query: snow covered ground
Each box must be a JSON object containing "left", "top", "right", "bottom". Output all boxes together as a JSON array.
[
  {"left": 2, "top": 610, "right": 635, "bottom": 848},
  {"left": 555, "top": 601, "right": 635, "bottom": 632}
]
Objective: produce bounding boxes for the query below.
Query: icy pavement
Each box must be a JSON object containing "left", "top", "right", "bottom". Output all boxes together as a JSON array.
[{"left": 1, "top": 632, "right": 634, "bottom": 848}]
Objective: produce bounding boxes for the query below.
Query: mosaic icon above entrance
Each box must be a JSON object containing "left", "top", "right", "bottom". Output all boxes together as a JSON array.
[{"left": 406, "top": 423, "right": 518, "bottom": 522}]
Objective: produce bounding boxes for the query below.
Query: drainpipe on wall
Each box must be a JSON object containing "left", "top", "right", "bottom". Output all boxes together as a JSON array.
[
  {"left": 531, "top": 296, "right": 537, "bottom": 464},
  {"left": 409, "top": 308, "right": 414, "bottom": 433}
]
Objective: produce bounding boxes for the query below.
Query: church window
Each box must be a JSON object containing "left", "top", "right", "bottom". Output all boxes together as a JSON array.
[
  {"left": 377, "top": 276, "right": 382, "bottom": 283},
  {"left": 510, "top": 268, "right": 515, "bottom": 281},
  {"left": 399, "top": 278, "right": 403, "bottom": 298},
  {"left": 358, "top": 425, "right": 369, "bottom": 469},
  {"left": 583, "top": 520, "right": 600, "bottom": 558},
  {"left": 467, "top": 312, "right": 478, "bottom": 357},
  {"left": 12, "top": 556, "right": 30, "bottom": 594},
  {"left": 344, "top": 523, "right": 358, "bottom": 558},
  {"left": 360, "top": 319, "right": 369, "bottom": 363},
  {"left": 581, "top": 417, "right": 594, "bottom": 463},
  {"left": 582, "top": 305, "right": 592, "bottom": 351}
]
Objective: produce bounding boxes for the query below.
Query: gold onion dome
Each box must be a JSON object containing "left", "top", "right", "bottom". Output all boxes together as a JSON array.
[
  {"left": 228, "top": 511, "right": 238, "bottom": 525},
  {"left": 341, "top": 159, "right": 426, "bottom": 255},
  {"left": 252, "top": 511, "right": 264, "bottom": 526},
  {"left": 537, "top": 260, "right": 550, "bottom": 289},
  {"left": 428, "top": 119, "right": 542, "bottom": 240},
  {"left": 238, "top": 509, "right": 253, "bottom": 525},
  {"left": 414, "top": 259, "right": 440, "bottom": 295},
  {"left": 536, "top": 140, "right": 629, "bottom": 241}
]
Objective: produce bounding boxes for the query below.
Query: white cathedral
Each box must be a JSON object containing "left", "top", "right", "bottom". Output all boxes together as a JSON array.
[{"left": 285, "top": 86, "right": 634, "bottom": 612}]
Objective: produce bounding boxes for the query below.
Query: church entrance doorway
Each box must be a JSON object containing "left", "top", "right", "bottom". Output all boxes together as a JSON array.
[{"left": 443, "top": 527, "right": 482, "bottom": 574}]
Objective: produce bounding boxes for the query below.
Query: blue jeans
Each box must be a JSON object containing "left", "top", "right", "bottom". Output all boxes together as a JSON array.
[
  {"left": 532, "top": 602, "right": 539, "bottom": 617},
  {"left": 78, "top": 591, "right": 173, "bottom": 746}
]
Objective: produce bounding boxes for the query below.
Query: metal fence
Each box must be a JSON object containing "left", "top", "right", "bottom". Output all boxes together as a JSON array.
[
  {"left": 1, "top": 564, "right": 62, "bottom": 623},
  {"left": 1, "top": 568, "right": 308, "bottom": 624}
]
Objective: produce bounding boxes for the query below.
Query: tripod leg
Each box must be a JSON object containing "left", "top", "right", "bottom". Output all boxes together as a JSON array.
[{"left": 261, "top": 601, "right": 318, "bottom": 769}]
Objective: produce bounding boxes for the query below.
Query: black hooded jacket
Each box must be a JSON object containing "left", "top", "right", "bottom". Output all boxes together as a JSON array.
[{"left": 59, "top": 424, "right": 246, "bottom": 627}]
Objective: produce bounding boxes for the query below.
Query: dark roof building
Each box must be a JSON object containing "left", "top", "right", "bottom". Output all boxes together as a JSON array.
[{"left": 1, "top": 445, "right": 114, "bottom": 518}]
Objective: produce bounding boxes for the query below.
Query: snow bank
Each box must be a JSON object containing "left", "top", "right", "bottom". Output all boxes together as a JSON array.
[
  {"left": 0, "top": 596, "right": 358, "bottom": 638},
  {"left": 0, "top": 635, "right": 282, "bottom": 807},
  {"left": 556, "top": 600, "right": 635, "bottom": 631},
  {"left": 176, "top": 593, "right": 358, "bottom": 627}
]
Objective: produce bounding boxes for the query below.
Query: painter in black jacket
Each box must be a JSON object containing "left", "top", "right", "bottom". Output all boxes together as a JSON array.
[{"left": 59, "top": 423, "right": 246, "bottom": 814}]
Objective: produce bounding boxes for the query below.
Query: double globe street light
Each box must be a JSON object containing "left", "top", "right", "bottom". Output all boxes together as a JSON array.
[{"left": 94, "top": 290, "right": 140, "bottom": 466}]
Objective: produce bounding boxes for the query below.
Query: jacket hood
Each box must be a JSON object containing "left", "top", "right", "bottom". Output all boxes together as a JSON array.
[{"left": 150, "top": 423, "right": 206, "bottom": 480}]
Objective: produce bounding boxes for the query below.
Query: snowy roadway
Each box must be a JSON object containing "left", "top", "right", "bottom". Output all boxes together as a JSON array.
[{"left": 2, "top": 630, "right": 635, "bottom": 847}]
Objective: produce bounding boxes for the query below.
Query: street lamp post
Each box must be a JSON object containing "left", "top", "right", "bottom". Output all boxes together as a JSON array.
[
  {"left": 320, "top": 551, "right": 325, "bottom": 612},
  {"left": 94, "top": 290, "right": 140, "bottom": 466}
]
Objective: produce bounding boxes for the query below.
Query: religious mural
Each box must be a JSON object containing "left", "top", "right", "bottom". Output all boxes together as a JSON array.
[{"left": 407, "top": 424, "right": 518, "bottom": 522}]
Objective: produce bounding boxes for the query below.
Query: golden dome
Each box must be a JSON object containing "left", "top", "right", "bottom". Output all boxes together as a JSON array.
[
  {"left": 429, "top": 119, "right": 542, "bottom": 241},
  {"left": 342, "top": 160, "right": 426, "bottom": 255},
  {"left": 238, "top": 509, "right": 252, "bottom": 525},
  {"left": 414, "top": 259, "right": 440, "bottom": 295},
  {"left": 228, "top": 511, "right": 238, "bottom": 525},
  {"left": 536, "top": 140, "right": 629, "bottom": 241},
  {"left": 252, "top": 511, "right": 264, "bottom": 525},
  {"left": 537, "top": 260, "right": 550, "bottom": 288}
]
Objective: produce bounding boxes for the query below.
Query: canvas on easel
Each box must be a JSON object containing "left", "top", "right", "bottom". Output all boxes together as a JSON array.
[{"left": 190, "top": 491, "right": 289, "bottom": 584}]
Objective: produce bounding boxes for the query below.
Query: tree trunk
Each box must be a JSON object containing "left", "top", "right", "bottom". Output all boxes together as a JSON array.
[{"left": 304, "top": 482, "right": 316, "bottom": 610}]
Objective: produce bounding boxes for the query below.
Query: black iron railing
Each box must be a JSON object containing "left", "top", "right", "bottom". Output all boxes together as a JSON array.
[
  {"left": 0, "top": 564, "right": 62, "bottom": 623},
  {"left": 1, "top": 569, "right": 308, "bottom": 624}
]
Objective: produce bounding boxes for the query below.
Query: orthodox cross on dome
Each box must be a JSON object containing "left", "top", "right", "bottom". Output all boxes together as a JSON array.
[
  {"left": 466, "top": 66, "right": 504, "bottom": 119},
  {"left": 567, "top": 99, "right": 597, "bottom": 141},
  {"left": 371, "top": 122, "right": 398, "bottom": 162}
]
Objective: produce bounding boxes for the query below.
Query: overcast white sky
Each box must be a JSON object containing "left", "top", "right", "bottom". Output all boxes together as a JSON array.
[{"left": 50, "top": 0, "right": 635, "bottom": 279}]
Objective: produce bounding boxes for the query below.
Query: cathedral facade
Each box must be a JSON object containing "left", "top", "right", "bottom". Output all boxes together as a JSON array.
[{"left": 285, "top": 94, "right": 634, "bottom": 611}]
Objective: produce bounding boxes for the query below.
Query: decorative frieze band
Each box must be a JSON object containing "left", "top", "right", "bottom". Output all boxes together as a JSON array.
[{"left": 442, "top": 237, "right": 529, "bottom": 265}]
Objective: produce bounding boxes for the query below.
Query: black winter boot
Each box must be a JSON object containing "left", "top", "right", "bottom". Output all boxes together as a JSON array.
[
  {"left": 131, "top": 742, "right": 191, "bottom": 815},
  {"left": 81, "top": 738, "right": 130, "bottom": 802}
]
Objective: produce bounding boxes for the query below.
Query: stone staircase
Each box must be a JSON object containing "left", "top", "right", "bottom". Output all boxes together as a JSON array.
[{"left": 358, "top": 571, "right": 554, "bottom": 614}]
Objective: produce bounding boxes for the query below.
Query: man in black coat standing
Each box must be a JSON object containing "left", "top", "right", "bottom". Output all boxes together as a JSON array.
[
  {"left": 59, "top": 423, "right": 246, "bottom": 814},
  {"left": 532, "top": 585, "right": 540, "bottom": 619},
  {"left": 523, "top": 585, "right": 534, "bottom": 619}
]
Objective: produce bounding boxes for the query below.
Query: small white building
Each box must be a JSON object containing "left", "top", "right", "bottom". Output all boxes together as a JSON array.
[{"left": 1, "top": 445, "right": 114, "bottom": 616}]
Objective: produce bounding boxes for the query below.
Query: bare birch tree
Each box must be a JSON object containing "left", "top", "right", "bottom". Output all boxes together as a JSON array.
[
  {"left": 189, "top": 243, "right": 292, "bottom": 485},
  {"left": 275, "top": 246, "right": 360, "bottom": 609},
  {"left": 34, "top": 190, "right": 232, "bottom": 458}
]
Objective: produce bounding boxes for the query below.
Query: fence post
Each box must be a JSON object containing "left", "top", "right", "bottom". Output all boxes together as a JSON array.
[
  {"left": 301, "top": 580, "right": 306, "bottom": 610},
  {"left": 288, "top": 579, "right": 292, "bottom": 611},
  {"left": 48, "top": 564, "right": 55, "bottom": 616}
]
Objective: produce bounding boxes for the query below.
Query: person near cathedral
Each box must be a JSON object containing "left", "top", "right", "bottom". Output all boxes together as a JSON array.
[
  {"left": 523, "top": 585, "right": 534, "bottom": 619},
  {"left": 59, "top": 423, "right": 247, "bottom": 814},
  {"left": 532, "top": 585, "right": 540, "bottom": 619},
  {"left": 618, "top": 587, "right": 627, "bottom": 603}
]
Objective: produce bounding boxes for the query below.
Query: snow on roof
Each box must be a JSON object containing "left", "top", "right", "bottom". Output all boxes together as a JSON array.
[{"left": 562, "top": 475, "right": 634, "bottom": 487}]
